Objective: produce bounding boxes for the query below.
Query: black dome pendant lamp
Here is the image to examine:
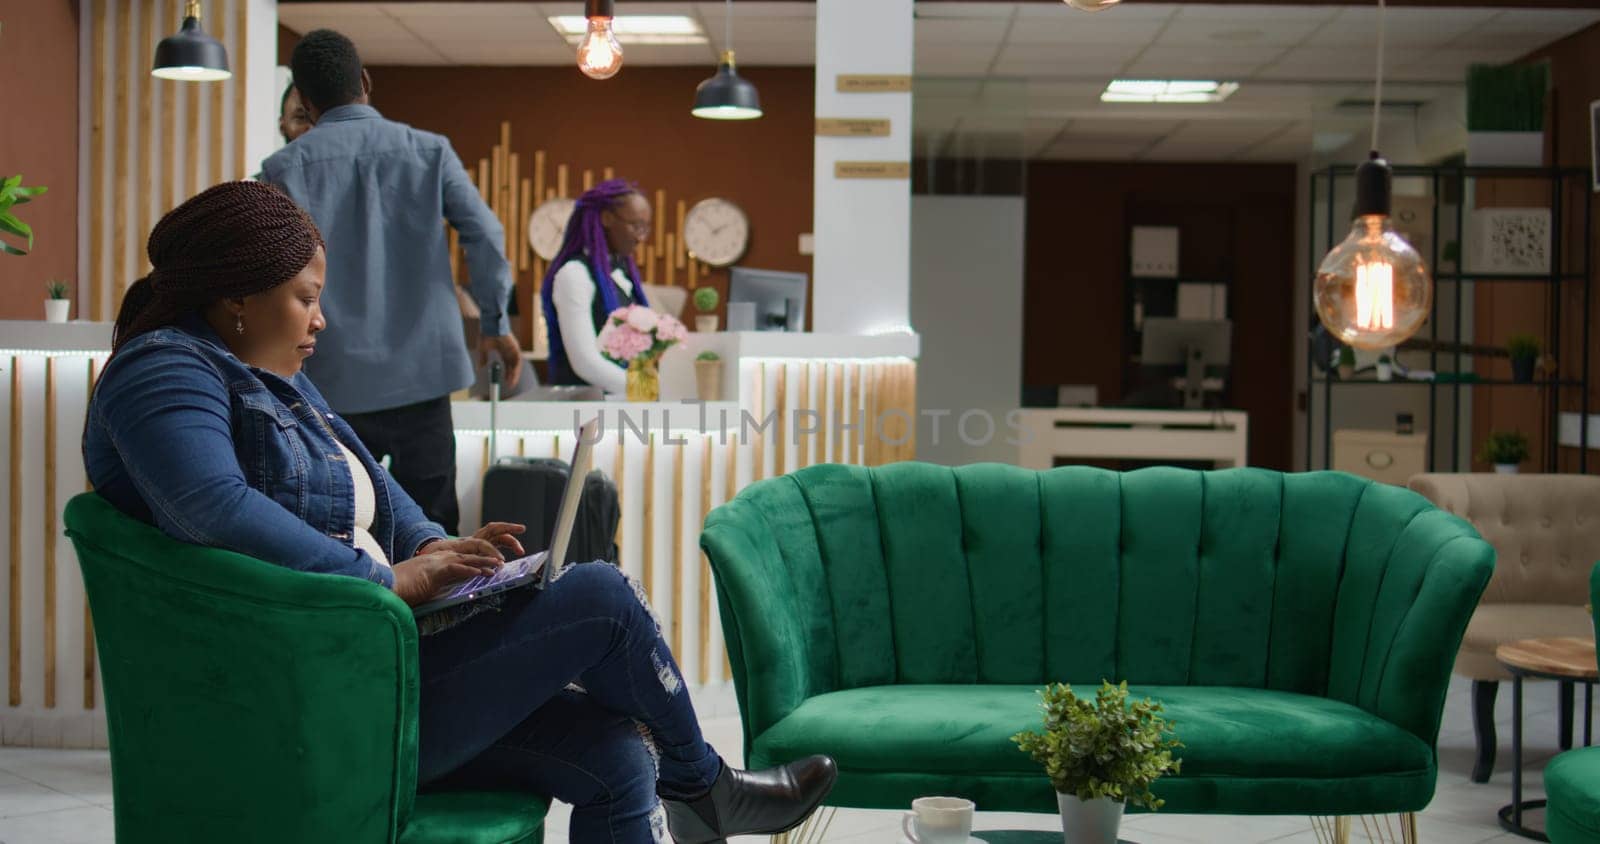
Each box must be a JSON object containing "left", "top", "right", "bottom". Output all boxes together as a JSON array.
[
  {"left": 152, "top": 0, "right": 231, "bottom": 82},
  {"left": 693, "top": 0, "right": 762, "bottom": 120}
]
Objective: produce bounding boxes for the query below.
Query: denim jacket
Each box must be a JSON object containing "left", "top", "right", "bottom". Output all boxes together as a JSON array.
[{"left": 83, "top": 315, "right": 447, "bottom": 588}]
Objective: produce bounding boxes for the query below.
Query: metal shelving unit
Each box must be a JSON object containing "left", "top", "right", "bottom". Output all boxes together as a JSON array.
[{"left": 1305, "top": 164, "right": 1592, "bottom": 474}]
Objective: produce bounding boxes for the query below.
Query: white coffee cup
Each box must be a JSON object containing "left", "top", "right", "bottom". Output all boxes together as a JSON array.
[{"left": 902, "top": 796, "right": 974, "bottom": 844}]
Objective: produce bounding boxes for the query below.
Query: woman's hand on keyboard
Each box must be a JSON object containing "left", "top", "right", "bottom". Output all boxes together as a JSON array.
[
  {"left": 392, "top": 550, "right": 504, "bottom": 607},
  {"left": 472, "top": 521, "right": 527, "bottom": 557},
  {"left": 422, "top": 536, "right": 511, "bottom": 562}
]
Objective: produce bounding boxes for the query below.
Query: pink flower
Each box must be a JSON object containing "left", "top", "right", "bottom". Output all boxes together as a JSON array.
[
  {"left": 598, "top": 321, "right": 652, "bottom": 363},
  {"left": 655, "top": 313, "right": 688, "bottom": 343},
  {"left": 625, "top": 305, "right": 659, "bottom": 333}
]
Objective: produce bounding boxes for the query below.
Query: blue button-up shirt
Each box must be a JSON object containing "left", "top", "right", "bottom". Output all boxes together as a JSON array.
[{"left": 261, "top": 104, "right": 510, "bottom": 414}]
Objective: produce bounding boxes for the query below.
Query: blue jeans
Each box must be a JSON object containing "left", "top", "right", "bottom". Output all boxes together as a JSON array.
[{"left": 417, "top": 562, "right": 722, "bottom": 843}]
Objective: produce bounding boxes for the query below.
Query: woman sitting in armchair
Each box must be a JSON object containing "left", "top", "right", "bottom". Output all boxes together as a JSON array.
[{"left": 82, "top": 181, "right": 835, "bottom": 844}]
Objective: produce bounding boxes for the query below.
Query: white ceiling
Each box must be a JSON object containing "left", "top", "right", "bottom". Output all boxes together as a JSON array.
[{"left": 276, "top": 3, "right": 1600, "bottom": 162}]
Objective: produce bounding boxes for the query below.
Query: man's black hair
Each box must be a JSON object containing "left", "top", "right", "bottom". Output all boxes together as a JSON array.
[{"left": 290, "top": 29, "right": 364, "bottom": 114}]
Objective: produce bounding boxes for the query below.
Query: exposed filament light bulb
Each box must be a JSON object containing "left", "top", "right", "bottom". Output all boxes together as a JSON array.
[
  {"left": 577, "top": 0, "right": 623, "bottom": 80},
  {"left": 1313, "top": 154, "right": 1431, "bottom": 350}
]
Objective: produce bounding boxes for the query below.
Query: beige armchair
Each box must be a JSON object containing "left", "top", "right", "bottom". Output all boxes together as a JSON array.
[{"left": 1408, "top": 473, "right": 1600, "bottom": 783}]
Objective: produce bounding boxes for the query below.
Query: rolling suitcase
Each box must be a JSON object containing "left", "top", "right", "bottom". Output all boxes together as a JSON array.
[{"left": 480, "top": 362, "right": 620, "bottom": 565}]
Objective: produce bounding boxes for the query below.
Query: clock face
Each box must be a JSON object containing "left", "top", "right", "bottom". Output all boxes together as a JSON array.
[
  {"left": 528, "top": 197, "right": 577, "bottom": 261},
  {"left": 683, "top": 198, "right": 750, "bottom": 268}
]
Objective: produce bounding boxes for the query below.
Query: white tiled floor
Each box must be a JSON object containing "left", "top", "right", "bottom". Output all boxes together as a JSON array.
[{"left": 0, "top": 675, "right": 1584, "bottom": 843}]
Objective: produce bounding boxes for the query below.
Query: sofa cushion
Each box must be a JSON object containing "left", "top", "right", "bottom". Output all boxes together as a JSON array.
[
  {"left": 753, "top": 685, "right": 1432, "bottom": 781},
  {"left": 1455, "top": 604, "right": 1595, "bottom": 680},
  {"left": 1545, "top": 747, "right": 1600, "bottom": 844}
]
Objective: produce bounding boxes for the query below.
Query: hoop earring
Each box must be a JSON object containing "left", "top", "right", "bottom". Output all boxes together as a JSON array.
[{"left": 235, "top": 315, "right": 245, "bottom": 335}]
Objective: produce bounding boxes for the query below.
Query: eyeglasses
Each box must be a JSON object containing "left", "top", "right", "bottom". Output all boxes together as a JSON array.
[{"left": 612, "top": 214, "right": 652, "bottom": 235}]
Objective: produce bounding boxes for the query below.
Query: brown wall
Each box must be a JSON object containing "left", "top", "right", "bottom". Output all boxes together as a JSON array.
[
  {"left": 1493, "top": 23, "right": 1600, "bottom": 473},
  {"left": 365, "top": 65, "right": 814, "bottom": 343},
  {"left": 0, "top": 0, "right": 79, "bottom": 321},
  {"left": 1024, "top": 162, "right": 1299, "bottom": 469}
]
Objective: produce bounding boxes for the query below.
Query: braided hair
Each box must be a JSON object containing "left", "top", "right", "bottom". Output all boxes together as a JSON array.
[
  {"left": 539, "top": 179, "right": 652, "bottom": 384},
  {"left": 113, "top": 181, "right": 324, "bottom": 352}
]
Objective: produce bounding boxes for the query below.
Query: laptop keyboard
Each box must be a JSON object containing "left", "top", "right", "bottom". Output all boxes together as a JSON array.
[{"left": 435, "top": 551, "right": 547, "bottom": 600}]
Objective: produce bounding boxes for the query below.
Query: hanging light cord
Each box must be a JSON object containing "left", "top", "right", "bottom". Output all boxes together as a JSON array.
[
  {"left": 1371, "top": 0, "right": 1386, "bottom": 151},
  {"left": 725, "top": 0, "right": 734, "bottom": 56}
]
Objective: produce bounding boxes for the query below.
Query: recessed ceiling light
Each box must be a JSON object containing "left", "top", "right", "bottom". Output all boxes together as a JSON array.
[
  {"left": 1101, "top": 79, "right": 1239, "bottom": 104},
  {"left": 549, "top": 15, "right": 707, "bottom": 45}
]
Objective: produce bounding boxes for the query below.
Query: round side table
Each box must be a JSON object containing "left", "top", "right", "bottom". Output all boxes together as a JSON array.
[{"left": 1496, "top": 636, "right": 1598, "bottom": 841}]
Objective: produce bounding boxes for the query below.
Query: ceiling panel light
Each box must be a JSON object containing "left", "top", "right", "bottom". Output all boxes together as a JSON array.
[
  {"left": 1101, "top": 80, "right": 1239, "bottom": 104},
  {"left": 550, "top": 15, "right": 707, "bottom": 45}
]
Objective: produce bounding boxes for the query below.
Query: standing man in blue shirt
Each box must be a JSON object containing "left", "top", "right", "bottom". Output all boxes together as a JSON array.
[{"left": 262, "top": 29, "right": 522, "bottom": 534}]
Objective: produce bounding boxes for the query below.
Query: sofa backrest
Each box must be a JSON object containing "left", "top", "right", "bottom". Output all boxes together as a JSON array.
[
  {"left": 704, "top": 463, "right": 1493, "bottom": 745},
  {"left": 1408, "top": 473, "right": 1600, "bottom": 606}
]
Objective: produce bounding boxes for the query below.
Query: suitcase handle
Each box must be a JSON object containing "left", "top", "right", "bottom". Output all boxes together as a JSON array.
[{"left": 489, "top": 359, "right": 503, "bottom": 458}]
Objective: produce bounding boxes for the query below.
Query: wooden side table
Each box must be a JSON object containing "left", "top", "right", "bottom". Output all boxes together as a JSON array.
[{"left": 1496, "top": 637, "right": 1599, "bottom": 841}]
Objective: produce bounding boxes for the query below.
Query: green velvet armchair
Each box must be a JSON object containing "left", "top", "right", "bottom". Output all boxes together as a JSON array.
[
  {"left": 64, "top": 493, "right": 548, "bottom": 844},
  {"left": 1544, "top": 562, "right": 1600, "bottom": 844},
  {"left": 700, "top": 464, "right": 1494, "bottom": 823}
]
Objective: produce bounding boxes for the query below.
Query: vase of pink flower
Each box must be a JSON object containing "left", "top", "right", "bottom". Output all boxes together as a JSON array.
[{"left": 598, "top": 304, "right": 687, "bottom": 401}]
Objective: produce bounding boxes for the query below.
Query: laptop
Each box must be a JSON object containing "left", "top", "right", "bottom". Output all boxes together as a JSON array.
[{"left": 412, "top": 417, "right": 599, "bottom": 618}]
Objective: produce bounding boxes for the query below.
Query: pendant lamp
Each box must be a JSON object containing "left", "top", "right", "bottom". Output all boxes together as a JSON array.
[
  {"left": 1312, "top": 0, "right": 1432, "bottom": 350},
  {"left": 152, "top": 0, "right": 231, "bottom": 82},
  {"left": 693, "top": 0, "right": 762, "bottom": 120},
  {"left": 577, "top": 0, "right": 624, "bottom": 80}
]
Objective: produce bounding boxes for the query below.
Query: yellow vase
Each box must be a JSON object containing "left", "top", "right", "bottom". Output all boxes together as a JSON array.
[{"left": 626, "top": 358, "right": 661, "bottom": 402}]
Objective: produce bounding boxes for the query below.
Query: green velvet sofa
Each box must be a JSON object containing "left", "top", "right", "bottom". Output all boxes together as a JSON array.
[
  {"left": 1544, "top": 563, "right": 1600, "bottom": 844},
  {"left": 700, "top": 463, "right": 1495, "bottom": 818},
  {"left": 64, "top": 493, "right": 548, "bottom": 844}
]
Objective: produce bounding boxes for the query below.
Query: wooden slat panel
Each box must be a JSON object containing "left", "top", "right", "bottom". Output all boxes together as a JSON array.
[
  {"left": 642, "top": 435, "right": 655, "bottom": 600},
  {"left": 613, "top": 441, "right": 625, "bottom": 565},
  {"left": 518, "top": 178, "right": 532, "bottom": 273},
  {"left": 670, "top": 444, "right": 684, "bottom": 657},
  {"left": 84, "top": 359, "right": 100, "bottom": 710},
  {"left": 187, "top": 73, "right": 201, "bottom": 197},
  {"left": 233, "top": 0, "right": 249, "bottom": 178},
  {"left": 751, "top": 365, "right": 766, "bottom": 482},
  {"left": 112, "top": 2, "right": 132, "bottom": 318},
  {"left": 557, "top": 164, "right": 568, "bottom": 198},
  {"left": 89, "top": 0, "right": 108, "bottom": 323},
  {"left": 676, "top": 200, "right": 687, "bottom": 271},
  {"left": 9, "top": 359, "right": 22, "bottom": 707},
  {"left": 43, "top": 359, "right": 56, "bottom": 709},
  {"left": 831, "top": 363, "right": 844, "bottom": 464},
  {"left": 798, "top": 363, "right": 812, "bottom": 467},
  {"left": 210, "top": 0, "right": 226, "bottom": 188},
  {"left": 161, "top": 0, "right": 178, "bottom": 214},
  {"left": 699, "top": 438, "right": 713, "bottom": 685},
  {"left": 773, "top": 364, "right": 787, "bottom": 476},
  {"left": 653, "top": 189, "right": 666, "bottom": 257},
  {"left": 582, "top": 169, "right": 594, "bottom": 192},
  {"left": 852, "top": 363, "right": 865, "bottom": 465},
  {"left": 140, "top": 2, "right": 158, "bottom": 239}
]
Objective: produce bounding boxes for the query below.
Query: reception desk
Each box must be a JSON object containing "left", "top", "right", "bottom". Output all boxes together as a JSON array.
[{"left": 0, "top": 321, "right": 918, "bottom": 747}]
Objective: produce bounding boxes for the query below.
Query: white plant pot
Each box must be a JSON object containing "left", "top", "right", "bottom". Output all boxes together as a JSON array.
[
  {"left": 1375, "top": 362, "right": 1393, "bottom": 382},
  {"left": 44, "top": 299, "right": 70, "bottom": 323},
  {"left": 1495, "top": 463, "right": 1520, "bottom": 475},
  {"left": 695, "top": 315, "right": 719, "bottom": 333},
  {"left": 1057, "top": 794, "right": 1123, "bottom": 844}
]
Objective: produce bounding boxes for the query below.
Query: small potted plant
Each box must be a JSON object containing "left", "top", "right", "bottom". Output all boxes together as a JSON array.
[
  {"left": 1479, "top": 430, "right": 1530, "bottom": 474},
  {"left": 1337, "top": 346, "right": 1356, "bottom": 381},
  {"left": 597, "top": 305, "right": 688, "bottom": 401},
  {"left": 694, "top": 350, "right": 723, "bottom": 401},
  {"left": 1507, "top": 334, "right": 1540, "bottom": 384},
  {"left": 44, "top": 280, "right": 70, "bottom": 323},
  {"left": 692, "top": 286, "right": 720, "bottom": 333},
  {"left": 1013, "top": 681, "right": 1181, "bottom": 844},
  {"left": 1375, "top": 354, "right": 1394, "bottom": 382}
]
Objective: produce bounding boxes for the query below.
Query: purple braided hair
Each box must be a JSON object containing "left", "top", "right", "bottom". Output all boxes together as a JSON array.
[{"left": 540, "top": 179, "right": 653, "bottom": 384}]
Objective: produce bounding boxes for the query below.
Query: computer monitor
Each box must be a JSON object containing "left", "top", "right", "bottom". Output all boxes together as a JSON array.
[
  {"left": 728, "top": 267, "right": 808, "bottom": 332},
  {"left": 1139, "top": 318, "right": 1232, "bottom": 409}
]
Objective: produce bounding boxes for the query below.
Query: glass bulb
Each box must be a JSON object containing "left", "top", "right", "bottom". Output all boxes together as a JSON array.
[
  {"left": 576, "top": 17, "right": 623, "bottom": 80},
  {"left": 1314, "top": 214, "right": 1432, "bottom": 350},
  {"left": 1065, "top": 0, "right": 1121, "bottom": 10}
]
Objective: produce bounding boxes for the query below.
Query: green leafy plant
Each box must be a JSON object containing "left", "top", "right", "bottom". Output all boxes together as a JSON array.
[
  {"left": 1337, "top": 347, "right": 1356, "bottom": 368},
  {"left": 696, "top": 350, "right": 720, "bottom": 362},
  {"left": 1012, "top": 681, "right": 1182, "bottom": 811},
  {"left": 1378, "top": 354, "right": 1392, "bottom": 364},
  {"left": 1479, "top": 430, "right": 1530, "bottom": 466},
  {"left": 1, "top": 175, "right": 48, "bottom": 256},
  {"left": 693, "top": 286, "right": 720, "bottom": 313},
  {"left": 1467, "top": 63, "right": 1548, "bottom": 132},
  {"left": 1506, "top": 334, "right": 1541, "bottom": 361},
  {"left": 45, "top": 280, "right": 69, "bottom": 300}
]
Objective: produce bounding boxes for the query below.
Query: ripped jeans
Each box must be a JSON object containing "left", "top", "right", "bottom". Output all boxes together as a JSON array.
[{"left": 417, "top": 562, "right": 723, "bottom": 843}]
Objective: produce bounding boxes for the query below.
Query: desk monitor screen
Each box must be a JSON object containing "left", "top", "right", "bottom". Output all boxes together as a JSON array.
[
  {"left": 728, "top": 267, "right": 808, "bottom": 332},
  {"left": 1139, "top": 318, "right": 1232, "bottom": 409}
]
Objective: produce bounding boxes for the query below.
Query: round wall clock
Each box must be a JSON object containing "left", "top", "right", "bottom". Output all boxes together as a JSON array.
[
  {"left": 528, "top": 197, "right": 577, "bottom": 261},
  {"left": 682, "top": 197, "right": 750, "bottom": 267}
]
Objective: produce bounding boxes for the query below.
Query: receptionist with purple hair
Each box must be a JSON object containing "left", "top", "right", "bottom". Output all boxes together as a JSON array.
[{"left": 540, "top": 180, "right": 655, "bottom": 395}]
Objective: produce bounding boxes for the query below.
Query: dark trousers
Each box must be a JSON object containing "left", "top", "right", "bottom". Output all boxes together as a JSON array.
[
  {"left": 418, "top": 563, "right": 722, "bottom": 843},
  {"left": 343, "top": 395, "right": 460, "bottom": 535}
]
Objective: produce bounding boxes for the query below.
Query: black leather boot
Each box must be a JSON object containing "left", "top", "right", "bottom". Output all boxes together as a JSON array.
[{"left": 662, "top": 755, "right": 838, "bottom": 844}]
